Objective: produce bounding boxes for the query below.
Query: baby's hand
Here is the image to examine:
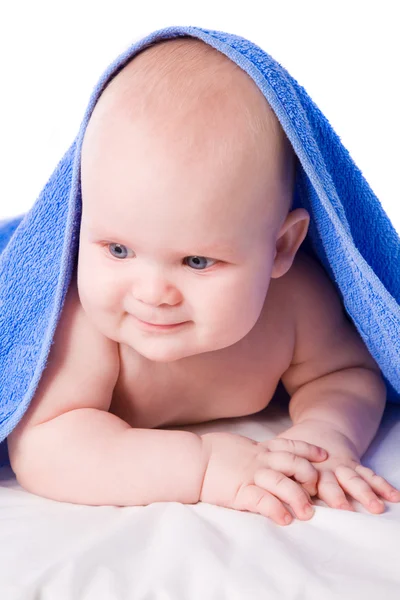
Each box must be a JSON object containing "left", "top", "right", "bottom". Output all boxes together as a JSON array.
[
  {"left": 277, "top": 423, "right": 400, "bottom": 513},
  {"left": 309, "top": 455, "right": 400, "bottom": 513},
  {"left": 199, "top": 432, "right": 328, "bottom": 526}
]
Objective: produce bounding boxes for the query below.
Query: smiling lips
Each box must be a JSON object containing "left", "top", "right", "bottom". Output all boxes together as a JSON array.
[{"left": 134, "top": 316, "right": 187, "bottom": 331}]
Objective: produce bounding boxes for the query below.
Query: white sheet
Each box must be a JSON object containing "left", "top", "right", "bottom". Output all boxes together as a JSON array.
[{"left": 1, "top": 396, "right": 400, "bottom": 599}]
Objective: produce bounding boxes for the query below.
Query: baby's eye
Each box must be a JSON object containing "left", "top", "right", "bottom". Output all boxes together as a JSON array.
[
  {"left": 108, "top": 243, "right": 133, "bottom": 259},
  {"left": 184, "top": 256, "right": 216, "bottom": 270},
  {"left": 106, "top": 245, "right": 216, "bottom": 270}
]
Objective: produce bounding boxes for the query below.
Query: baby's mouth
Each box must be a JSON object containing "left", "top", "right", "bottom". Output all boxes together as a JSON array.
[{"left": 134, "top": 315, "right": 189, "bottom": 332}]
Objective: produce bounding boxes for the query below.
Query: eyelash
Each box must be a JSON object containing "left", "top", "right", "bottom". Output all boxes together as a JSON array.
[{"left": 100, "top": 243, "right": 219, "bottom": 271}]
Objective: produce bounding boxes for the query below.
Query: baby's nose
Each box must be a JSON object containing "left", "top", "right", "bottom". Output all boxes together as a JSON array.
[{"left": 132, "top": 270, "right": 181, "bottom": 307}]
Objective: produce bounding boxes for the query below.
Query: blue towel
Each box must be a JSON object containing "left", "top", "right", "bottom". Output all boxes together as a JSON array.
[{"left": 1, "top": 26, "right": 399, "bottom": 468}]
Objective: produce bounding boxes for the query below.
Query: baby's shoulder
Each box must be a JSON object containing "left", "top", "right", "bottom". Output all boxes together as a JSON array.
[
  {"left": 283, "top": 249, "right": 347, "bottom": 337},
  {"left": 57, "top": 274, "right": 120, "bottom": 381},
  {"left": 269, "top": 250, "right": 338, "bottom": 324},
  {"left": 12, "top": 276, "right": 120, "bottom": 431},
  {"left": 53, "top": 274, "right": 121, "bottom": 398},
  {"left": 284, "top": 250, "right": 337, "bottom": 301},
  {"left": 280, "top": 250, "right": 379, "bottom": 395}
]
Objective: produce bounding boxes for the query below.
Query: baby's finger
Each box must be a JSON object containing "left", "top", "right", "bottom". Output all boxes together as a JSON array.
[
  {"left": 354, "top": 465, "right": 400, "bottom": 503},
  {"left": 261, "top": 438, "right": 328, "bottom": 463},
  {"left": 260, "top": 450, "right": 319, "bottom": 497},
  {"left": 316, "top": 469, "right": 355, "bottom": 511},
  {"left": 235, "top": 484, "right": 294, "bottom": 526},
  {"left": 254, "top": 467, "right": 315, "bottom": 521},
  {"left": 335, "top": 465, "right": 386, "bottom": 513}
]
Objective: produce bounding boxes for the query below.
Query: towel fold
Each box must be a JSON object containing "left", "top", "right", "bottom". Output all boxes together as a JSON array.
[{"left": 1, "top": 25, "right": 399, "bottom": 467}]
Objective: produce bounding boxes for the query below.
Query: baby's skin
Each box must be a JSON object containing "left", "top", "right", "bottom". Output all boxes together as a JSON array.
[{"left": 7, "top": 38, "right": 400, "bottom": 526}]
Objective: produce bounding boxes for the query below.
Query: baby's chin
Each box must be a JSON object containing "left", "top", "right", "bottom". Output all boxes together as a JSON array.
[
  {"left": 128, "top": 341, "right": 204, "bottom": 364},
  {"left": 123, "top": 333, "right": 241, "bottom": 364}
]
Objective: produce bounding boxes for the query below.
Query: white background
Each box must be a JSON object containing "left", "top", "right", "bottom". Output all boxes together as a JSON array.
[{"left": 1, "top": 0, "right": 399, "bottom": 231}]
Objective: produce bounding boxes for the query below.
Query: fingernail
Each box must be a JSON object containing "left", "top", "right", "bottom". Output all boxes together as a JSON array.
[
  {"left": 283, "top": 514, "right": 292, "bottom": 525},
  {"left": 304, "top": 504, "right": 314, "bottom": 516},
  {"left": 390, "top": 491, "right": 400, "bottom": 500},
  {"left": 370, "top": 499, "right": 384, "bottom": 511}
]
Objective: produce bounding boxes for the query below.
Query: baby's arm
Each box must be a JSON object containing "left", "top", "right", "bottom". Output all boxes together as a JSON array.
[
  {"left": 281, "top": 253, "right": 386, "bottom": 456},
  {"left": 7, "top": 280, "right": 205, "bottom": 506},
  {"left": 278, "top": 254, "right": 400, "bottom": 510},
  {"left": 8, "top": 408, "right": 206, "bottom": 506},
  {"left": 8, "top": 407, "right": 329, "bottom": 526}
]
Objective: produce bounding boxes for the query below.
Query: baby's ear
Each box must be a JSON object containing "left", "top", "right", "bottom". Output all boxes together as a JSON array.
[{"left": 271, "top": 209, "right": 310, "bottom": 279}]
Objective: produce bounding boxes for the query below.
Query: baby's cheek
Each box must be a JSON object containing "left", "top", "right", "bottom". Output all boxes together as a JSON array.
[
  {"left": 97, "top": 276, "right": 122, "bottom": 310},
  {"left": 206, "top": 293, "right": 259, "bottom": 347},
  {"left": 78, "top": 266, "right": 108, "bottom": 312}
]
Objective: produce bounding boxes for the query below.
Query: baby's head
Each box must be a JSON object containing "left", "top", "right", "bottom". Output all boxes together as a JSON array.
[{"left": 78, "top": 37, "right": 310, "bottom": 363}]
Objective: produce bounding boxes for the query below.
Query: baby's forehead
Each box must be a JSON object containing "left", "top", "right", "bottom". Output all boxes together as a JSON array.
[
  {"left": 83, "top": 38, "right": 296, "bottom": 223},
  {"left": 97, "top": 38, "right": 282, "bottom": 148}
]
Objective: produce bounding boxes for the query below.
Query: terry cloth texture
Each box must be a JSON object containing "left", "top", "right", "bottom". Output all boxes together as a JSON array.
[{"left": 1, "top": 26, "right": 399, "bottom": 468}]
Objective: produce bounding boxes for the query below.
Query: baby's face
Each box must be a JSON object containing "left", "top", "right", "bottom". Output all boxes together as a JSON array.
[{"left": 78, "top": 51, "right": 293, "bottom": 364}]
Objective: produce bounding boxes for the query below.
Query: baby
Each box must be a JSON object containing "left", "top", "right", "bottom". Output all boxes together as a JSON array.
[{"left": 7, "top": 37, "right": 400, "bottom": 526}]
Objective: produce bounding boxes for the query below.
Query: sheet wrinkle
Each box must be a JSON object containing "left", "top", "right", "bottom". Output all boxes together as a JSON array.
[{"left": 1, "top": 406, "right": 400, "bottom": 598}]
